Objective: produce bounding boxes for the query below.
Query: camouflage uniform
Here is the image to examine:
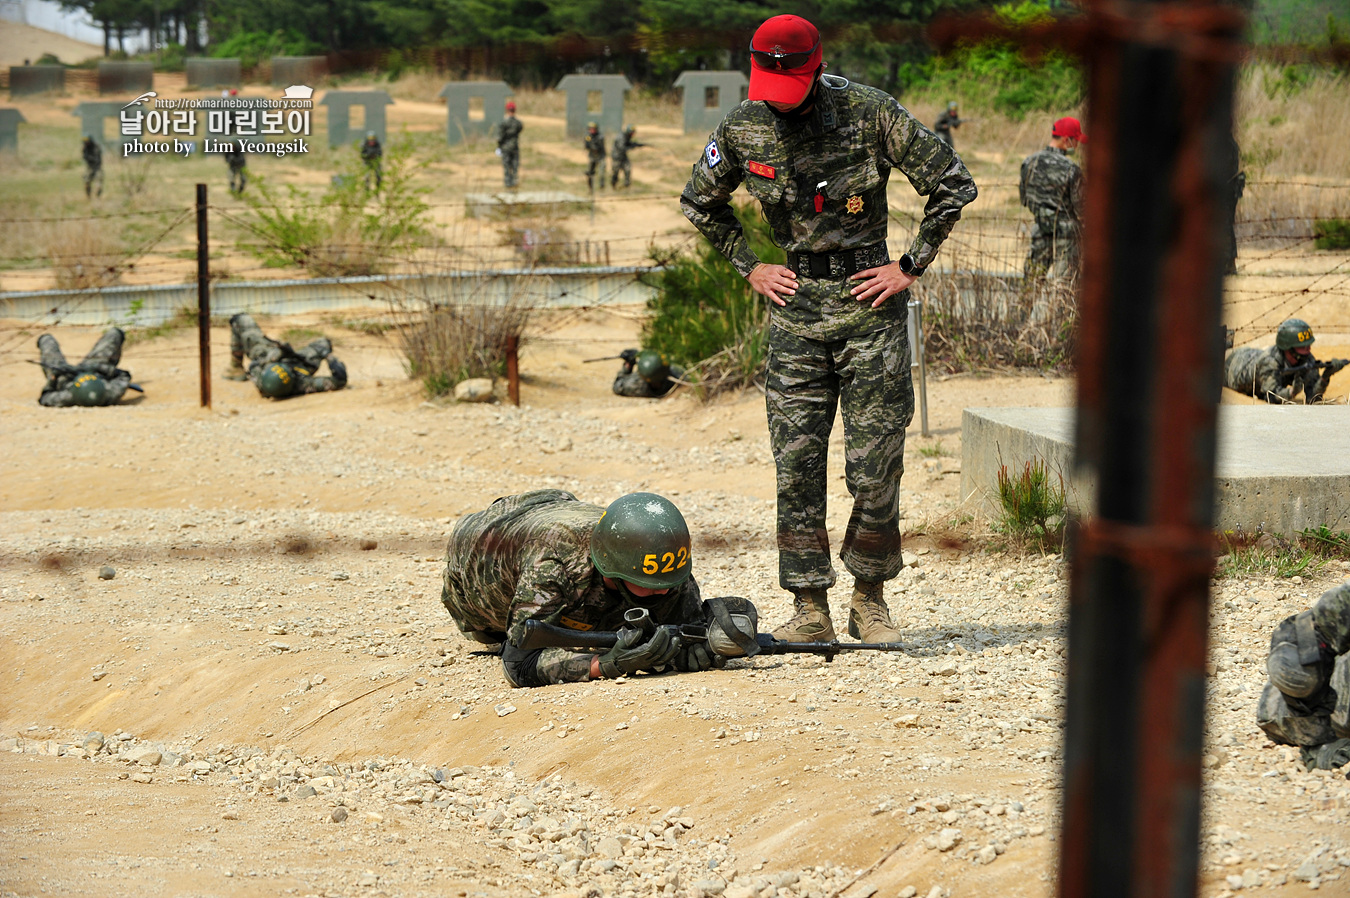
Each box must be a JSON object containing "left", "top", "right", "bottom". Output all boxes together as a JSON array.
[
  {"left": 610, "top": 130, "right": 645, "bottom": 188},
  {"left": 1257, "top": 584, "right": 1350, "bottom": 750},
  {"left": 612, "top": 363, "right": 684, "bottom": 398},
  {"left": 224, "top": 144, "right": 247, "bottom": 195},
  {"left": 37, "top": 328, "right": 133, "bottom": 407},
  {"left": 1019, "top": 146, "right": 1084, "bottom": 279},
  {"left": 1223, "top": 345, "right": 1323, "bottom": 404},
  {"left": 229, "top": 313, "right": 347, "bottom": 396},
  {"left": 440, "top": 490, "right": 705, "bottom": 687},
  {"left": 360, "top": 136, "right": 383, "bottom": 191},
  {"left": 933, "top": 109, "right": 961, "bottom": 148},
  {"left": 497, "top": 116, "right": 523, "bottom": 188},
  {"left": 584, "top": 130, "right": 606, "bottom": 191},
  {"left": 681, "top": 74, "right": 977, "bottom": 590},
  {"left": 82, "top": 138, "right": 103, "bottom": 198}
]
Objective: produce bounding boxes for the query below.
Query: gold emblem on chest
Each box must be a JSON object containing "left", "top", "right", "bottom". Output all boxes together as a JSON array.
[{"left": 845, "top": 195, "right": 864, "bottom": 214}]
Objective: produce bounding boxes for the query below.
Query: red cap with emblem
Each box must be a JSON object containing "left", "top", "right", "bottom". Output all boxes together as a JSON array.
[
  {"left": 748, "top": 15, "right": 822, "bottom": 107},
  {"left": 1052, "top": 116, "right": 1087, "bottom": 143}
]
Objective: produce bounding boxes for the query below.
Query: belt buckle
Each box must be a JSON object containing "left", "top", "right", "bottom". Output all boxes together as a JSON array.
[{"left": 812, "top": 254, "right": 831, "bottom": 278}]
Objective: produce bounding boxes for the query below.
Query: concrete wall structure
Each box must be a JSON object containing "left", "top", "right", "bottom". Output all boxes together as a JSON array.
[
  {"left": 319, "top": 90, "right": 393, "bottom": 148},
  {"left": 438, "top": 81, "right": 513, "bottom": 144},
  {"left": 271, "top": 56, "right": 327, "bottom": 87},
  {"left": 97, "top": 61, "right": 152, "bottom": 96},
  {"left": 960, "top": 406, "right": 1350, "bottom": 535},
  {"left": 8, "top": 64, "right": 64, "bottom": 96},
  {"left": 673, "top": 71, "right": 747, "bottom": 134},
  {"left": 70, "top": 100, "right": 126, "bottom": 143},
  {"left": 185, "top": 57, "right": 240, "bottom": 89},
  {"left": 0, "top": 108, "right": 25, "bottom": 151},
  {"left": 555, "top": 74, "right": 630, "bottom": 139}
]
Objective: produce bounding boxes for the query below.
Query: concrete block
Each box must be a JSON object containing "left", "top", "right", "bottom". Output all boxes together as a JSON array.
[
  {"left": 71, "top": 101, "right": 128, "bottom": 144},
  {"left": 438, "top": 81, "right": 513, "bottom": 144},
  {"left": 9, "top": 65, "right": 65, "bottom": 97},
  {"left": 186, "top": 58, "right": 241, "bottom": 89},
  {"left": 0, "top": 108, "right": 25, "bottom": 151},
  {"left": 555, "top": 74, "right": 630, "bottom": 139},
  {"left": 319, "top": 90, "right": 393, "bottom": 148},
  {"left": 98, "top": 62, "right": 153, "bottom": 96},
  {"left": 673, "top": 71, "right": 747, "bottom": 134},
  {"left": 960, "top": 406, "right": 1350, "bottom": 535},
  {"left": 271, "top": 56, "right": 327, "bottom": 87}
]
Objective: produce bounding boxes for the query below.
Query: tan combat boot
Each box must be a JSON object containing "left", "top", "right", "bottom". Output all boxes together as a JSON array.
[
  {"left": 771, "top": 588, "right": 835, "bottom": 643},
  {"left": 223, "top": 352, "right": 248, "bottom": 381},
  {"left": 848, "top": 579, "right": 903, "bottom": 643}
]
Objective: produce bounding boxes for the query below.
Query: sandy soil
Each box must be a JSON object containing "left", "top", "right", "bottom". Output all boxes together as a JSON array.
[
  {"left": 0, "top": 21, "right": 102, "bottom": 68},
  {"left": 2, "top": 309, "right": 1349, "bottom": 898}
]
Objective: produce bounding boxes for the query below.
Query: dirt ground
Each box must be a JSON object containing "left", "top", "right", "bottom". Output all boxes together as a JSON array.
[
  {"left": 2, "top": 309, "right": 1349, "bottom": 898},
  {"left": 0, "top": 22, "right": 102, "bottom": 69}
]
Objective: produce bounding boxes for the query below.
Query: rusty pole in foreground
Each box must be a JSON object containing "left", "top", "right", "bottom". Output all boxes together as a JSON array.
[
  {"left": 1062, "top": 3, "right": 1242, "bottom": 897},
  {"left": 506, "top": 335, "right": 520, "bottom": 406},
  {"left": 196, "top": 183, "right": 212, "bottom": 409}
]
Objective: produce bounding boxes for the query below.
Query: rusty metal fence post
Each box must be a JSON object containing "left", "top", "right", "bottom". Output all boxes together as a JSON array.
[{"left": 196, "top": 183, "right": 212, "bottom": 410}]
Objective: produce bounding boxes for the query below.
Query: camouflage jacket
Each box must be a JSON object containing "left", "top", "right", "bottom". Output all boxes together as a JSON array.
[
  {"left": 244, "top": 342, "right": 344, "bottom": 396},
  {"left": 611, "top": 132, "right": 644, "bottom": 162},
  {"left": 584, "top": 133, "right": 606, "bottom": 161},
  {"left": 933, "top": 110, "right": 961, "bottom": 135},
  {"left": 440, "top": 490, "right": 704, "bottom": 687},
  {"left": 82, "top": 141, "right": 101, "bottom": 168},
  {"left": 1019, "top": 146, "right": 1083, "bottom": 238},
  {"left": 1265, "top": 585, "right": 1350, "bottom": 715},
  {"left": 1223, "top": 345, "right": 1317, "bottom": 403},
  {"left": 360, "top": 139, "right": 382, "bottom": 163},
  {"left": 497, "top": 116, "right": 523, "bottom": 151},
  {"left": 681, "top": 74, "right": 977, "bottom": 341}
]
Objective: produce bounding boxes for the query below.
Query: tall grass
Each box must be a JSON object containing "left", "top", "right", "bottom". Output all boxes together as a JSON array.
[{"left": 45, "top": 220, "right": 123, "bottom": 289}]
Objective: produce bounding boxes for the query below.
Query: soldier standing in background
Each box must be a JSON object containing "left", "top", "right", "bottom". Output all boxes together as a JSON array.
[
  {"left": 1223, "top": 317, "right": 1347, "bottom": 404},
  {"left": 224, "top": 143, "right": 247, "bottom": 195},
  {"left": 933, "top": 101, "right": 962, "bottom": 149},
  {"left": 497, "top": 100, "right": 523, "bottom": 189},
  {"left": 1257, "top": 584, "right": 1350, "bottom": 772},
  {"left": 1019, "top": 116, "right": 1086, "bottom": 279},
  {"left": 610, "top": 125, "right": 645, "bottom": 189},
  {"left": 82, "top": 136, "right": 103, "bottom": 199},
  {"left": 681, "top": 14, "right": 977, "bottom": 645},
  {"left": 584, "top": 122, "right": 606, "bottom": 192},
  {"left": 440, "top": 491, "right": 722, "bottom": 687},
  {"left": 35, "top": 328, "right": 138, "bottom": 407},
  {"left": 225, "top": 313, "right": 347, "bottom": 400},
  {"left": 360, "top": 131, "right": 383, "bottom": 192}
]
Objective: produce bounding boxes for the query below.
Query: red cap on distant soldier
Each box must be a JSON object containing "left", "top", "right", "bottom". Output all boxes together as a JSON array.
[
  {"left": 505, "top": 100, "right": 516, "bottom": 112},
  {"left": 1052, "top": 116, "right": 1087, "bottom": 143},
  {"left": 747, "top": 15, "right": 822, "bottom": 106}
]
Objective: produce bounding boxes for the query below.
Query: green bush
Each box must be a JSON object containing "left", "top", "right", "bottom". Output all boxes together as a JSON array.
[
  {"left": 211, "top": 30, "right": 322, "bottom": 71},
  {"left": 1313, "top": 218, "right": 1350, "bottom": 250},
  {"left": 640, "top": 203, "right": 781, "bottom": 397},
  {"left": 994, "top": 457, "right": 1066, "bottom": 551}
]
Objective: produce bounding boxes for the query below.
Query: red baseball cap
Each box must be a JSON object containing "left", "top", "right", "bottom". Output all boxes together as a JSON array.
[
  {"left": 1052, "top": 116, "right": 1087, "bottom": 143},
  {"left": 747, "top": 15, "right": 822, "bottom": 106},
  {"left": 505, "top": 100, "right": 516, "bottom": 111}
]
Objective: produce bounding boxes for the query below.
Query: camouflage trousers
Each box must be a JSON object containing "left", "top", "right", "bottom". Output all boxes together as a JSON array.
[
  {"left": 765, "top": 323, "right": 913, "bottom": 590},
  {"left": 1257, "top": 652, "right": 1350, "bottom": 747},
  {"left": 1025, "top": 228, "right": 1080, "bottom": 280},
  {"left": 84, "top": 163, "right": 103, "bottom": 198},
  {"left": 229, "top": 162, "right": 247, "bottom": 196},
  {"left": 38, "top": 328, "right": 131, "bottom": 407},
  {"left": 230, "top": 313, "right": 344, "bottom": 393},
  {"left": 586, "top": 157, "right": 606, "bottom": 190},
  {"left": 501, "top": 147, "right": 519, "bottom": 188},
  {"left": 610, "top": 157, "right": 631, "bottom": 188}
]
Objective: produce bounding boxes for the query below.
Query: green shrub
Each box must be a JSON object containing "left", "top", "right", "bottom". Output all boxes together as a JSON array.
[
  {"left": 640, "top": 203, "right": 780, "bottom": 398},
  {"left": 1313, "top": 218, "right": 1350, "bottom": 250},
  {"left": 211, "top": 30, "right": 322, "bottom": 71},
  {"left": 994, "top": 457, "right": 1066, "bottom": 551}
]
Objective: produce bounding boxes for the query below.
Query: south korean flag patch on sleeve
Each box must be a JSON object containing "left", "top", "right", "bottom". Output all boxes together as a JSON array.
[{"left": 704, "top": 139, "right": 722, "bottom": 168}]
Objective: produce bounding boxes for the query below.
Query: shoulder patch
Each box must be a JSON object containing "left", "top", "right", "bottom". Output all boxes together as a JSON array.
[
  {"left": 747, "top": 160, "right": 775, "bottom": 179},
  {"left": 704, "top": 139, "right": 722, "bottom": 168}
]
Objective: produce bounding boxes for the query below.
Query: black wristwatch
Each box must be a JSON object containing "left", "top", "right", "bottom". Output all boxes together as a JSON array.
[{"left": 898, "top": 253, "right": 926, "bottom": 277}]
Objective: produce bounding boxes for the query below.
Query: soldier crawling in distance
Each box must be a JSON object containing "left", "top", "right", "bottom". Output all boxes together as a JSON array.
[
  {"left": 1224, "top": 318, "right": 1347, "bottom": 404},
  {"left": 225, "top": 313, "right": 347, "bottom": 400},
  {"left": 34, "top": 327, "right": 140, "bottom": 407}
]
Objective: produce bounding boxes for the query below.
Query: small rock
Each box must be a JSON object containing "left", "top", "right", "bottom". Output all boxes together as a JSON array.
[
  {"left": 91, "top": 671, "right": 107, "bottom": 682},
  {"left": 596, "top": 836, "right": 623, "bottom": 859},
  {"left": 894, "top": 714, "right": 920, "bottom": 728},
  {"left": 364, "top": 812, "right": 383, "bottom": 824},
  {"left": 331, "top": 807, "right": 349, "bottom": 823},
  {"left": 358, "top": 871, "right": 378, "bottom": 887},
  {"left": 926, "top": 888, "right": 945, "bottom": 898},
  {"left": 977, "top": 845, "right": 998, "bottom": 865},
  {"left": 724, "top": 885, "right": 757, "bottom": 898},
  {"left": 127, "top": 747, "right": 161, "bottom": 766},
  {"left": 331, "top": 571, "right": 350, "bottom": 581},
  {"left": 359, "top": 539, "right": 378, "bottom": 551},
  {"left": 454, "top": 378, "right": 494, "bottom": 403},
  {"left": 899, "top": 889, "right": 918, "bottom": 898},
  {"left": 130, "top": 772, "right": 153, "bottom": 784},
  {"left": 83, "top": 732, "right": 105, "bottom": 752},
  {"left": 936, "top": 828, "right": 962, "bottom": 852},
  {"left": 495, "top": 703, "right": 516, "bottom": 717},
  {"left": 295, "top": 785, "right": 317, "bottom": 799},
  {"left": 693, "top": 880, "right": 726, "bottom": 897},
  {"left": 1226, "top": 875, "right": 1244, "bottom": 890},
  {"left": 221, "top": 810, "right": 239, "bottom": 820},
  {"left": 98, "top": 566, "right": 116, "bottom": 580},
  {"left": 1293, "top": 861, "right": 1319, "bottom": 882}
]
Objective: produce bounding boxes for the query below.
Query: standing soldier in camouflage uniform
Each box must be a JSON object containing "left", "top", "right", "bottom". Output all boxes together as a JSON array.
[
  {"left": 583, "top": 122, "right": 606, "bottom": 192},
  {"left": 1257, "top": 584, "right": 1350, "bottom": 771},
  {"left": 441, "top": 490, "right": 722, "bottom": 687},
  {"left": 1224, "top": 318, "right": 1348, "bottom": 404},
  {"left": 35, "top": 327, "right": 139, "bottom": 407},
  {"left": 613, "top": 349, "right": 684, "bottom": 398},
  {"left": 681, "top": 14, "right": 977, "bottom": 644},
  {"left": 81, "top": 136, "right": 103, "bottom": 199},
  {"left": 224, "top": 313, "right": 347, "bottom": 399},
  {"left": 224, "top": 143, "right": 247, "bottom": 196},
  {"left": 610, "top": 125, "right": 646, "bottom": 189},
  {"left": 1019, "top": 116, "right": 1086, "bottom": 279},
  {"left": 933, "top": 101, "right": 962, "bottom": 149},
  {"left": 497, "top": 100, "right": 523, "bottom": 189},
  {"left": 360, "top": 131, "right": 383, "bottom": 192}
]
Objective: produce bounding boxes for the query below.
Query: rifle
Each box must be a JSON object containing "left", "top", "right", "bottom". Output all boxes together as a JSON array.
[
  {"left": 1277, "top": 358, "right": 1349, "bottom": 386},
  {"left": 583, "top": 348, "right": 638, "bottom": 365},
  {"left": 27, "top": 359, "right": 143, "bottom": 392},
  {"left": 517, "top": 606, "right": 906, "bottom": 663}
]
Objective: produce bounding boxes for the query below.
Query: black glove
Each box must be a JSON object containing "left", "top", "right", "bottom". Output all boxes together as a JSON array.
[
  {"left": 670, "top": 642, "right": 725, "bottom": 673},
  {"left": 598, "top": 626, "right": 678, "bottom": 678},
  {"left": 619, "top": 348, "right": 638, "bottom": 364},
  {"left": 1323, "top": 358, "right": 1349, "bottom": 376}
]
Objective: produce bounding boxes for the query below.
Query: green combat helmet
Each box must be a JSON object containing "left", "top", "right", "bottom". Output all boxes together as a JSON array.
[
  {"left": 635, "top": 349, "right": 671, "bottom": 387},
  {"left": 1276, "top": 318, "right": 1315, "bottom": 351},
  {"left": 591, "top": 492, "right": 693, "bottom": 589},
  {"left": 257, "top": 362, "right": 297, "bottom": 398},
  {"left": 69, "top": 372, "right": 109, "bottom": 406}
]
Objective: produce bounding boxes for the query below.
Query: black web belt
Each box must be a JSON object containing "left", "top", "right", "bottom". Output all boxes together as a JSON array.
[{"left": 786, "top": 243, "right": 890, "bottom": 280}]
